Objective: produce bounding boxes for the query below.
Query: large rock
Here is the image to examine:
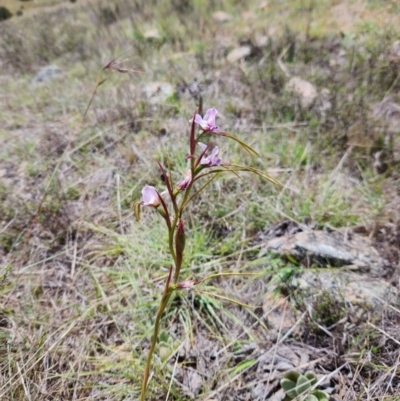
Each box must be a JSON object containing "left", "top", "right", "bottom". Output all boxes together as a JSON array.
[
  {"left": 260, "top": 229, "right": 385, "bottom": 275},
  {"left": 260, "top": 225, "right": 397, "bottom": 337}
]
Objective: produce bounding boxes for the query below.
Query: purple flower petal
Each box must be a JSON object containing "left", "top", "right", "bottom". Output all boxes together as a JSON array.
[
  {"left": 193, "top": 114, "right": 204, "bottom": 125},
  {"left": 203, "top": 107, "right": 218, "bottom": 124},
  {"left": 198, "top": 142, "right": 207, "bottom": 151},
  {"left": 141, "top": 185, "right": 160, "bottom": 207},
  {"left": 177, "top": 170, "right": 192, "bottom": 190},
  {"left": 209, "top": 146, "right": 221, "bottom": 166},
  {"left": 199, "top": 144, "right": 222, "bottom": 167},
  {"left": 191, "top": 108, "right": 219, "bottom": 132}
]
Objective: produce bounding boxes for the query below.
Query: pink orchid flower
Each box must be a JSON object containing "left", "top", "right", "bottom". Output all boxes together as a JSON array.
[
  {"left": 198, "top": 142, "right": 222, "bottom": 167},
  {"left": 191, "top": 108, "right": 219, "bottom": 132},
  {"left": 177, "top": 169, "right": 192, "bottom": 191},
  {"left": 141, "top": 185, "right": 160, "bottom": 207}
]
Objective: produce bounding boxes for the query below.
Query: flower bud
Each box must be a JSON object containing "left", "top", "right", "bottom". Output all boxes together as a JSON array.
[
  {"left": 177, "top": 280, "right": 195, "bottom": 290},
  {"left": 175, "top": 219, "right": 186, "bottom": 269}
]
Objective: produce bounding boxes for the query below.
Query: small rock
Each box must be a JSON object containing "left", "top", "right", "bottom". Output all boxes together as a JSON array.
[
  {"left": 370, "top": 96, "right": 400, "bottom": 134},
  {"left": 275, "top": 361, "right": 295, "bottom": 371},
  {"left": 255, "top": 34, "right": 269, "bottom": 48},
  {"left": 373, "top": 150, "right": 389, "bottom": 175},
  {"left": 324, "top": 386, "right": 335, "bottom": 394},
  {"left": 242, "top": 11, "right": 256, "bottom": 20},
  {"left": 227, "top": 46, "right": 252, "bottom": 63},
  {"left": 386, "top": 40, "right": 400, "bottom": 64},
  {"left": 252, "top": 380, "right": 278, "bottom": 399},
  {"left": 143, "top": 82, "right": 174, "bottom": 104},
  {"left": 31, "top": 65, "right": 62, "bottom": 84},
  {"left": 143, "top": 28, "right": 162, "bottom": 41},
  {"left": 285, "top": 77, "right": 318, "bottom": 108},
  {"left": 276, "top": 347, "right": 300, "bottom": 367},
  {"left": 263, "top": 293, "right": 297, "bottom": 334},
  {"left": 259, "top": 1, "right": 269, "bottom": 10},
  {"left": 270, "top": 389, "right": 285, "bottom": 401},
  {"left": 316, "top": 374, "right": 331, "bottom": 388},
  {"left": 187, "top": 369, "right": 202, "bottom": 396},
  {"left": 317, "top": 88, "right": 332, "bottom": 113},
  {"left": 212, "top": 11, "right": 232, "bottom": 23}
]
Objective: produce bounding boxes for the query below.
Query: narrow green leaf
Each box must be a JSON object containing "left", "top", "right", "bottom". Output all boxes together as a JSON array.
[
  {"left": 230, "top": 359, "right": 256, "bottom": 375},
  {"left": 228, "top": 163, "right": 283, "bottom": 188},
  {"left": 218, "top": 131, "right": 260, "bottom": 157},
  {"left": 180, "top": 172, "right": 220, "bottom": 210}
]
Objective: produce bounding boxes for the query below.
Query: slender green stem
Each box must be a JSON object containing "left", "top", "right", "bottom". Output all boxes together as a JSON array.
[
  {"left": 140, "top": 268, "right": 174, "bottom": 401},
  {"left": 180, "top": 173, "right": 220, "bottom": 211},
  {"left": 168, "top": 215, "right": 179, "bottom": 269},
  {"left": 140, "top": 293, "right": 172, "bottom": 401}
]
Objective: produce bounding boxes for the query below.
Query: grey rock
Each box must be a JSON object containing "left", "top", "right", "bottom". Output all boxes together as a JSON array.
[
  {"left": 260, "top": 229, "right": 384, "bottom": 275},
  {"left": 324, "top": 386, "right": 335, "bottom": 394},
  {"left": 143, "top": 82, "right": 174, "bottom": 104},
  {"left": 32, "top": 65, "right": 62, "bottom": 84},
  {"left": 143, "top": 28, "right": 162, "bottom": 41},
  {"left": 263, "top": 293, "right": 298, "bottom": 335},
  {"left": 275, "top": 361, "right": 295, "bottom": 371},
  {"left": 269, "top": 388, "right": 286, "bottom": 401},
  {"left": 258, "top": 345, "right": 303, "bottom": 371},
  {"left": 187, "top": 369, "right": 202, "bottom": 396},
  {"left": 296, "top": 269, "right": 397, "bottom": 308},
  {"left": 227, "top": 46, "right": 252, "bottom": 63},
  {"left": 370, "top": 96, "right": 400, "bottom": 134},
  {"left": 316, "top": 374, "right": 331, "bottom": 389},
  {"left": 252, "top": 380, "right": 278, "bottom": 399},
  {"left": 255, "top": 34, "right": 269, "bottom": 48},
  {"left": 385, "top": 40, "right": 400, "bottom": 64}
]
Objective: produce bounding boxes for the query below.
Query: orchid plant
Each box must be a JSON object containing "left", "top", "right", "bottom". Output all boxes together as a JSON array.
[{"left": 135, "top": 107, "right": 281, "bottom": 400}]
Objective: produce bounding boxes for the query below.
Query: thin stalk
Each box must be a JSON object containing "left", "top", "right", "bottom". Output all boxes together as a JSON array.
[
  {"left": 140, "top": 268, "right": 173, "bottom": 401},
  {"left": 168, "top": 224, "right": 178, "bottom": 268},
  {"left": 181, "top": 173, "right": 220, "bottom": 211}
]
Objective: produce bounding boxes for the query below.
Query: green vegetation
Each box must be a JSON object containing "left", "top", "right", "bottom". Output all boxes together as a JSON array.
[{"left": 281, "top": 370, "right": 329, "bottom": 401}]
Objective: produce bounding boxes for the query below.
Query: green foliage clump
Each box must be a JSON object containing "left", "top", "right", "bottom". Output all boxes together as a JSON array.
[
  {"left": 281, "top": 370, "right": 329, "bottom": 401},
  {"left": 0, "top": 6, "right": 12, "bottom": 21}
]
